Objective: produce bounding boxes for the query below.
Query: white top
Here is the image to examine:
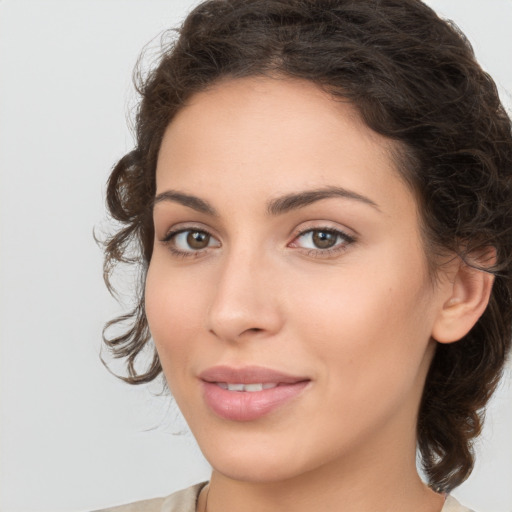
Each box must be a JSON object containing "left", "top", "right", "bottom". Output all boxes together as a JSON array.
[{"left": 95, "top": 482, "right": 474, "bottom": 512}]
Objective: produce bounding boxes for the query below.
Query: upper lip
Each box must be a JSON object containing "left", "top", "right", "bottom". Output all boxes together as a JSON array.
[{"left": 199, "top": 365, "right": 309, "bottom": 384}]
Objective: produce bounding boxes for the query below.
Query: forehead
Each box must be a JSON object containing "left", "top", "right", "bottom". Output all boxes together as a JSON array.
[{"left": 156, "top": 76, "right": 415, "bottom": 218}]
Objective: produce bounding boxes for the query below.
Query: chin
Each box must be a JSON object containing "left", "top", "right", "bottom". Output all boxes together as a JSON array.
[
  {"left": 197, "top": 429, "right": 331, "bottom": 485},
  {"left": 210, "top": 455, "right": 305, "bottom": 484}
]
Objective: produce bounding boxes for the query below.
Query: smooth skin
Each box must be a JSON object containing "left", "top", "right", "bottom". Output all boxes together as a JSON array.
[{"left": 145, "top": 76, "right": 493, "bottom": 512}]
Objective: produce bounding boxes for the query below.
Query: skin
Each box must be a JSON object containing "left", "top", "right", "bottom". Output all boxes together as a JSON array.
[{"left": 145, "top": 76, "right": 465, "bottom": 512}]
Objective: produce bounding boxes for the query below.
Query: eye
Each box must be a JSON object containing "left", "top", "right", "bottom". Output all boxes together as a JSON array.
[
  {"left": 290, "top": 228, "right": 355, "bottom": 255},
  {"left": 162, "top": 228, "right": 220, "bottom": 256}
]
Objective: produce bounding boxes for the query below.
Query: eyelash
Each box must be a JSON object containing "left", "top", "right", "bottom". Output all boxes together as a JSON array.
[
  {"left": 161, "top": 227, "right": 219, "bottom": 258},
  {"left": 290, "top": 227, "right": 356, "bottom": 258},
  {"left": 160, "top": 226, "right": 356, "bottom": 259}
]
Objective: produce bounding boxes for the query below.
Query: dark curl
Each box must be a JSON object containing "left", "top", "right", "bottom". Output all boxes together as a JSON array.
[{"left": 102, "top": 0, "right": 512, "bottom": 493}]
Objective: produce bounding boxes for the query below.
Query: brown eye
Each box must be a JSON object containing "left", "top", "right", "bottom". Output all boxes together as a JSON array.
[
  {"left": 290, "top": 227, "right": 355, "bottom": 256},
  {"left": 187, "top": 230, "right": 211, "bottom": 249},
  {"left": 311, "top": 230, "right": 337, "bottom": 249},
  {"left": 165, "top": 229, "right": 220, "bottom": 255}
]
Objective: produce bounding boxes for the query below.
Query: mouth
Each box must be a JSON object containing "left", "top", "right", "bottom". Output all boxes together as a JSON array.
[
  {"left": 215, "top": 382, "right": 279, "bottom": 391},
  {"left": 199, "top": 365, "right": 310, "bottom": 421}
]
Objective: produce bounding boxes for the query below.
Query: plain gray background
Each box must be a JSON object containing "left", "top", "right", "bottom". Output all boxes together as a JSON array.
[{"left": 1, "top": 1, "right": 511, "bottom": 511}]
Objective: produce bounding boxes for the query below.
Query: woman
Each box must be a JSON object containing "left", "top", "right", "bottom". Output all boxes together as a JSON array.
[{"left": 100, "top": 0, "right": 512, "bottom": 511}]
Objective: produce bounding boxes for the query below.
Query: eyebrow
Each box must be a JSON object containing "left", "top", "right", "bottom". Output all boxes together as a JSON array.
[
  {"left": 266, "top": 186, "right": 380, "bottom": 215},
  {"left": 153, "top": 185, "right": 380, "bottom": 216},
  {"left": 153, "top": 190, "right": 218, "bottom": 216}
]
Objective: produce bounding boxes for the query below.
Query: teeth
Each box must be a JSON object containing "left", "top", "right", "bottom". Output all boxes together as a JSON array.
[
  {"left": 244, "top": 383, "right": 263, "bottom": 392},
  {"left": 217, "top": 382, "right": 278, "bottom": 392},
  {"left": 227, "top": 383, "right": 245, "bottom": 392}
]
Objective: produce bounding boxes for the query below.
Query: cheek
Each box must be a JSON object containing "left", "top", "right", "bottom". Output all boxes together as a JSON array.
[
  {"left": 289, "top": 253, "right": 435, "bottom": 400},
  {"left": 144, "top": 259, "right": 207, "bottom": 378}
]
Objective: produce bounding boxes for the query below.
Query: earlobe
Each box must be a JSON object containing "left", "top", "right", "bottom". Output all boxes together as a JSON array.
[{"left": 431, "top": 252, "right": 495, "bottom": 344}]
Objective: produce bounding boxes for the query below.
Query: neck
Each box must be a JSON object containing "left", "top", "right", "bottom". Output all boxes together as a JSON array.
[
  {"left": 205, "top": 454, "right": 443, "bottom": 512},
  {"left": 203, "top": 399, "right": 444, "bottom": 512}
]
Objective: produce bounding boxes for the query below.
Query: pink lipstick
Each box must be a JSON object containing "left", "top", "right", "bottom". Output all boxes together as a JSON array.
[{"left": 199, "top": 365, "right": 310, "bottom": 421}]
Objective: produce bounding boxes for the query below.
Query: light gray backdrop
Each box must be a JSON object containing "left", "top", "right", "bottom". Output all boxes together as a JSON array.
[{"left": 1, "top": 1, "right": 511, "bottom": 511}]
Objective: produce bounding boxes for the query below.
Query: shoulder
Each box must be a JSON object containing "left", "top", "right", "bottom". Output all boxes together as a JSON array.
[
  {"left": 441, "top": 495, "right": 476, "bottom": 512},
  {"left": 93, "top": 482, "right": 208, "bottom": 512}
]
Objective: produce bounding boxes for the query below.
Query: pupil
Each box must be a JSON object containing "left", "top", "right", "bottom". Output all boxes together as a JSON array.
[
  {"left": 312, "top": 231, "right": 336, "bottom": 249},
  {"left": 187, "top": 231, "right": 209, "bottom": 249}
]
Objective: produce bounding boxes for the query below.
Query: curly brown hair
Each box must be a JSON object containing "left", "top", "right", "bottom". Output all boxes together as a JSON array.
[{"left": 102, "top": 0, "right": 512, "bottom": 493}]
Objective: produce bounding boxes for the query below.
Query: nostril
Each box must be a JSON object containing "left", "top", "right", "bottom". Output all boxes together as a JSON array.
[{"left": 206, "top": 286, "right": 283, "bottom": 341}]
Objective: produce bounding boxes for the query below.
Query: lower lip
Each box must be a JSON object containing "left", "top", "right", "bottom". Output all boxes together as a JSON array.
[{"left": 202, "top": 381, "right": 310, "bottom": 421}]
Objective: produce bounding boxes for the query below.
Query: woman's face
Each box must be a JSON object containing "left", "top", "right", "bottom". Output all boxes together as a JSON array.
[{"left": 146, "top": 77, "right": 448, "bottom": 482}]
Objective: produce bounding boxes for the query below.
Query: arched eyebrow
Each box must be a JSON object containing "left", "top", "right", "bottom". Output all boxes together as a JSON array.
[
  {"left": 266, "top": 186, "right": 380, "bottom": 215},
  {"left": 153, "top": 190, "right": 218, "bottom": 216},
  {"left": 153, "top": 186, "right": 380, "bottom": 216}
]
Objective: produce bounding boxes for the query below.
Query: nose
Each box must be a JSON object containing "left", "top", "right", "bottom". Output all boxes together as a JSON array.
[{"left": 206, "top": 247, "right": 284, "bottom": 343}]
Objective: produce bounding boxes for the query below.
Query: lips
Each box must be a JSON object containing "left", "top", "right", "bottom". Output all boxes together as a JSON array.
[
  {"left": 216, "top": 382, "right": 278, "bottom": 391},
  {"left": 199, "top": 365, "right": 310, "bottom": 421}
]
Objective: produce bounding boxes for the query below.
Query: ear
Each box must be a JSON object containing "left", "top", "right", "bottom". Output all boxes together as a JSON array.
[{"left": 431, "top": 250, "right": 495, "bottom": 344}]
